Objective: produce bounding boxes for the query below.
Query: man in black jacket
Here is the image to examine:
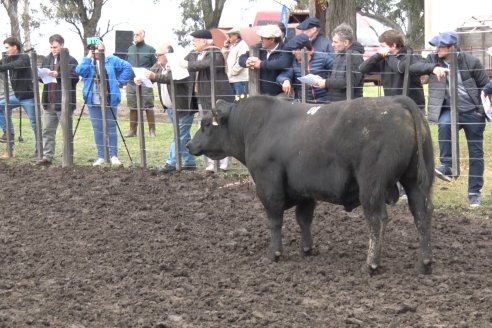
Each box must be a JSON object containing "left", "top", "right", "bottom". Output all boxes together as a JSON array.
[
  {"left": 0, "top": 36, "right": 38, "bottom": 158},
  {"left": 36, "top": 34, "right": 79, "bottom": 166},
  {"left": 138, "top": 43, "right": 198, "bottom": 173},
  {"left": 410, "top": 31, "right": 490, "bottom": 207}
]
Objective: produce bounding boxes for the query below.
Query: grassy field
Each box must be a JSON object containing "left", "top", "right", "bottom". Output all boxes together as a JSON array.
[{"left": 2, "top": 83, "right": 491, "bottom": 208}]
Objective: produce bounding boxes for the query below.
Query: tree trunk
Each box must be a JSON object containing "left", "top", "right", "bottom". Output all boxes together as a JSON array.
[
  {"left": 326, "top": 0, "right": 357, "bottom": 40},
  {"left": 21, "top": 0, "right": 31, "bottom": 51},
  {"left": 2, "top": 0, "right": 21, "bottom": 41}
]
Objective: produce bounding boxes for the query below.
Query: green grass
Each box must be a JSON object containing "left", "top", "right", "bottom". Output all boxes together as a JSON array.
[{"left": 3, "top": 84, "right": 492, "bottom": 209}]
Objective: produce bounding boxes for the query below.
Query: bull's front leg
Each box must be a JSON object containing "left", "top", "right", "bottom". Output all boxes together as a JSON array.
[
  {"left": 295, "top": 199, "right": 316, "bottom": 256},
  {"left": 265, "top": 208, "right": 285, "bottom": 261}
]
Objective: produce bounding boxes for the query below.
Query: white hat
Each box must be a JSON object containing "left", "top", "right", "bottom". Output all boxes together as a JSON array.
[{"left": 256, "top": 25, "right": 281, "bottom": 38}]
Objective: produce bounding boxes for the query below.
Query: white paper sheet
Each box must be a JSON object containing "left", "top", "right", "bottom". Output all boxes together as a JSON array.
[
  {"left": 38, "top": 68, "right": 57, "bottom": 84},
  {"left": 481, "top": 91, "right": 492, "bottom": 121},
  {"left": 297, "top": 74, "right": 322, "bottom": 86},
  {"left": 165, "top": 53, "right": 190, "bottom": 80},
  {"left": 132, "top": 67, "right": 154, "bottom": 88}
]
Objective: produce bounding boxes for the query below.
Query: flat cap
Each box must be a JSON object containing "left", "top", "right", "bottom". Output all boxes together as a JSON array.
[
  {"left": 226, "top": 27, "right": 241, "bottom": 36},
  {"left": 191, "top": 29, "right": 213, "bottom": 40},
  {"left": 285, "top": 34, "right": 312, "bottom": 50},
  {"left": 256, "top": 24, "right": 281, "bottom": 38},
  {"left": 429, "top": 31, "right": 458, "bottom": 47},
  {"left": 296, "top": 17, "right": 321, "bottom": 30}
]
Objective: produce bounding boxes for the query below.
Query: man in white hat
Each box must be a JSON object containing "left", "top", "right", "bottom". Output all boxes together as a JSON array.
[
  {"left": 238, "top": 24, "right": 292, "bottom": 95},
  {"left": 222, "top": 28, "right": 249, "bottom": 96}
]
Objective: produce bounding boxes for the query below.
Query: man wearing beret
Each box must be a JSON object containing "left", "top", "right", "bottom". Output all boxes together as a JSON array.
[
  {"left": 180, "top": 29, "right": 234, "bottom": 173},
  {"left": 410, "top": 31, "right": 490, "bottom": 207},
  {"left": 296, "top": 17, "right": 335, "bottom": 58},
  {"left": 238, "top": 24, "right": 292, "bottom": 96}
]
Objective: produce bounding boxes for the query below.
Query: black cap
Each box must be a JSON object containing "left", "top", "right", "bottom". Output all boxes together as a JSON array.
[
  {"left": 296, "top": 17, "right": 321, "bottom": 30},
  {"left": 190, "top": 29, "right": 213, "bottom": 40}
]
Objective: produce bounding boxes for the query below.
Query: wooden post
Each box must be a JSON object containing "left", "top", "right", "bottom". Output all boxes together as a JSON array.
[
  {"left": 30, "top": 50, "right": 43, "bottom": 159},
  {"left": 248, "top": 45, "right": 260, "bottom": 96},
  {"left": 136, "top": 83, "right": 147, "bottom": 168},
  {"left": 345, "top": 50, "right": 353, "bottom": 100},
  {"left": 209, "top": 47, "right": 219, "bottom": 172},
  {"left": 169, "top": 72, "right": 182, "bottom": 171},
  {"left": 2, "top": 69, "right": 13, "bottom": 157},
  {"left": 402, "top": 49, "right": 411, "bottom": 97},
  {"left": 96, "top": 52, "right": 110, "bottom": 163},
  {"left": 449, "top": 51, "right": 460, "bottom": 178},
  {"left": 60, "top": 48, "right": 73, "bottom": 167},
  {"left": 300, "top": 49, "right": 308, "bottom": 103}
]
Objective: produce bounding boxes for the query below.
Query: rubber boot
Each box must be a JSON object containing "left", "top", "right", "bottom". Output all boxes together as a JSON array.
[
  {"left": 126, "top": 110, "right": 138, "bottom": 137},
  {"left": 146, "top": 110, "right": 156, "bottom": 137}
]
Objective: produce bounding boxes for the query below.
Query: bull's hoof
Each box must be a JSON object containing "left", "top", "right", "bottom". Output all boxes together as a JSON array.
[
  {"left": 272, "top": 251, "right": 282, "bottom": 262},
  {"left": 301, "top": 246, "right": 319, "bottom": 257},
  {"left": 362, "top": 263, "right": 382, "bottom": 276},
  {"left": 419, "top": 260, "right": 433, "bottom": 275}
]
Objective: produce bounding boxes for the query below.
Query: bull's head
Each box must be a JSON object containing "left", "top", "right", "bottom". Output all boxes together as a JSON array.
[{"left": 187, "top": 99, "right": 234, "bottom": 160}]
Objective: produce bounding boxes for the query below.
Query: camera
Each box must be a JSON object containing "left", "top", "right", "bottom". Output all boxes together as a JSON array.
[{"left": 86, "top": 37, "right": 102, "bottom": 51}]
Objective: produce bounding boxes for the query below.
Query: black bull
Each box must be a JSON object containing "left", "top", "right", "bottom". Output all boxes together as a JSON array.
[{"left": 187, "top": 95, "right": 434, "bottom": 274}]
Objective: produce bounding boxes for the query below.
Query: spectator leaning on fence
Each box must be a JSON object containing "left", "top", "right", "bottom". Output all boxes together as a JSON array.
[
  {"left": 180, "top": 29, "right": 234, "bottom": 173},
  {"left": 125, "top": 29, "right": 157, "bottom": 138},
  {"left": 222, "top": 27, "right": 249, "bottom": 97},
  {"left": 276, "top": 34, "right": 333, "bottom": 103},
  {"left": 359, "top": 29, "right": 425, "bottom": 110},
  {"left": 0, "top": 36, "right": 39, "bottom": 158},
  {"left": 238, "top": 24, "right": 292, "bottom": 96},
  {"left": 75, "top": 42, "right": 133, "bottom": 167},
  {"left": 138, "top": 43, "right": 198, "bottom": 173},
  {"left": 409, "top": 31, "right": 490, "bottom": 207},
  {"left": 316, "top": 23, "right": 365, "bottom": 102},
  {"left": 36, "top": 34, "right": 79, "bottom": 167},
  {"left": 296, "top": 17, "right": 335, "bottom": 58}
]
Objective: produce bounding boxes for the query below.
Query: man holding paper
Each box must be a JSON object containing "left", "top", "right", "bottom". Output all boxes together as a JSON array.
[{"left": 36, "top": 34, "right": 79, "bottom": 166}]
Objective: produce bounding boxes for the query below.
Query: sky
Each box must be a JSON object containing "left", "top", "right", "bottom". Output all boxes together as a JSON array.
[{"left": 0, "top": 0, "right": 295, "bottom": 60}]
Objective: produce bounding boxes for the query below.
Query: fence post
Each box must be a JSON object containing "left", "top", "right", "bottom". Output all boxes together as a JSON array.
[
  {"left": 449, "top": 51, "right": 460, "bottom": 178},
  {"left": 30, "top": 50, "right": 43, "bottom": 159},
  {"left": 402, "top": 49, "right": 411, "bottom": 97},
  {"left": 300, "top": 48, "right": 308, "bottom": 103},
  {"left": 169, "top": 72, "right": 182, "bottom": 171},
  {"left": 2, "top": 68, "right": 13, "bottom": 157},
  {"left": 60, "top": 48, "right": 73, "bottom": 167},
  {"left": 209, "top": 47, "right": 220, "bottom": 172},
  {"left": 345, "top": 50, "right": 353, "bottom": 100},
  {"left": 96, "top": 52, "right": 110, "bottom": 163},
  {"left": 248, "top": 45, "right": 260, "bottom": 96}
]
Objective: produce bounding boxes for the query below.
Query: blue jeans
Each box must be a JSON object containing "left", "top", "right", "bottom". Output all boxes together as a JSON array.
[
  {"left": 88, "top": 104, "right": 119, "bottom": 158},
  {"left": 230, "top": 82, "right": 248, "bottom": 96},
  {"left": 0, "top": 96, "right": 38, "bottom": 147},
  {"left": 438, "top": 109, "right": 485, "bottom": 194},
  {"left": 166, "top": 109, "right": 196, "bottom": 167}
]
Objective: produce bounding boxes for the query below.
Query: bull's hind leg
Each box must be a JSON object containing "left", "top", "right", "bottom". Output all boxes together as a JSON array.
[
  {"left": 295, "top": 199, "right": 316, "bottom": 256},
  {"left": 359, "top": 187, "right": 389, "bottom": 274},
  {"left": 404, "top": 183, "right": 433, "bottom": 274}
]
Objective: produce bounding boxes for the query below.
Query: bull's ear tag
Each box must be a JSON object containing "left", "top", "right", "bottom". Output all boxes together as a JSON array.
[{"left": 307, "top": 106, "right": 321, "bottom": 115}]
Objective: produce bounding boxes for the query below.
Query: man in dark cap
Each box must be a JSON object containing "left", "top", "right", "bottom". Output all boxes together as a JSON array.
[
  {"left": 410, "top": 31, "right": 490, "bottom": 207},
  {"left": 296, "top": 17, "right": 334, "bottom": 57},
  {"left": 277, "top": 34, "right": 333, "bottom": 103},
  {"left": 180, "top": 29, "right": 234, "bottom": 173}
]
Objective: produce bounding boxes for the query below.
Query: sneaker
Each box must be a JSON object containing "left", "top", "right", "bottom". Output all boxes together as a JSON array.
[
  {"left": 469, "top": 194, "right": 481, "bottom": 207},
  {"left": 93, "top": 158, "right": 105, "bottom": 166},
  {"left": 159, "top": 164, "right": 176, "bottom": 173},
  {"left": 36, "top": 158, "right": 52, "bottom": 166},
  {"left": 434, "top": 165, "right": 454, "bottom": 182},
  {"left": 110, "top": 156, "right": 121, "bottom": 166},
  {"left": 125, "top": 130, "right": 136, "bottom": 138},
  {"left": 182, "top": 165, "right": 197, "bottom": 171},
  {"left": 0, "top": 150, "right": 14, "bottom": 159},
  {"left": 0, "top": 133, "right": 14, "bottom": 143}
]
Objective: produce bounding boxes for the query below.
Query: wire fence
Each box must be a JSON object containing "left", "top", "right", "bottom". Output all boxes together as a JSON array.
[{"left": 1, "top": 45, "right": 492, "bottom": 204}]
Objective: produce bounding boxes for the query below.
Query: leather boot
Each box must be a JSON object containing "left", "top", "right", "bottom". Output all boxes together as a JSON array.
[
  {"left": 126, "top": 110, "right": 138, "bottom": 137},
  {"left": 146, "top": 110, "right": 156, "bottom": 137}
]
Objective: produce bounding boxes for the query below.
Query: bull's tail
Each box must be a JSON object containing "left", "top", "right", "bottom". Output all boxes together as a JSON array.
[{"left": 395, "top": 96, "right": 434, "bottom": 199}]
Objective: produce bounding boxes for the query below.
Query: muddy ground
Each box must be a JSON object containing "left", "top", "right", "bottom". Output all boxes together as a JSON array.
[{"left": 0, "top": 163, "right": 490, "bottom": 328}]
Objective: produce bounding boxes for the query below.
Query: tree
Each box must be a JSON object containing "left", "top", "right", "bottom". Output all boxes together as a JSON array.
[
  {"left": 175, "top": 0, "right": 228, "bottom": 47},
  {"left": 1, "top": 0, "right": 21, "bottom": 40},
  {"left": 40, "top": 0, "right": 113, "bottom": 53}
]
